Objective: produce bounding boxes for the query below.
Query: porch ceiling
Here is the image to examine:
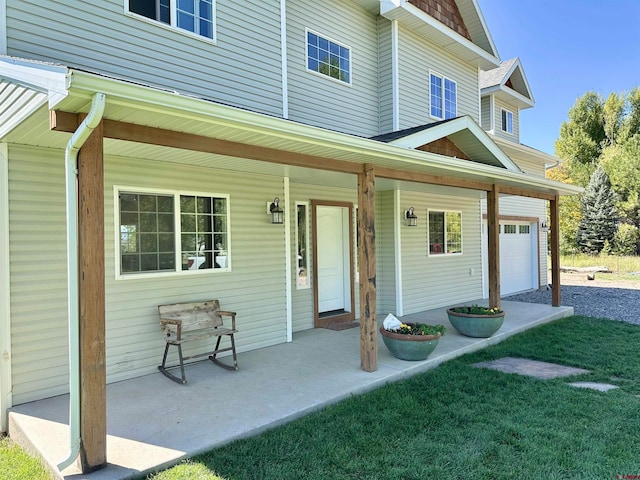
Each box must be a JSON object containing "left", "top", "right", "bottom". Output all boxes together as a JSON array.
[{"left": 1, "top": 62, "right": 581, "bottom": 199}]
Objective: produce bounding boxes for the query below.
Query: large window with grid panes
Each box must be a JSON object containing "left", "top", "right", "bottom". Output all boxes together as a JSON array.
[
  {"left": 127, "top": 0, "right": 215, "bottom": 40},
  {"left": 430, "top": 71, "right": 457, "bottom": 120},
  {"left": 117, "top": 187, "right": 229, "bottom": 277}
]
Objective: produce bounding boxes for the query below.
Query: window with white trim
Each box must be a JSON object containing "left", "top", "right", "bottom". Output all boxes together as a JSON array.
[
  {"left": 306, "top": 30, "right": 351, "bottom": 84},
  {"left": 428, "top": 210, "right": 462, "bottom": 255},
  {"left": 501, "top": 109, "right": 514, "bottom": 134},
  {"left": 430, "top": 72, "right": 457, "bottom": 120},
  {"left": 296, "top": 202, "right": 310, "bottom": 289},
  {"left": 127, "top": 0, "right": 215, "bottom": 40},
  {"left": 118, "top": 189, "right": 229, "bottom": 275}
]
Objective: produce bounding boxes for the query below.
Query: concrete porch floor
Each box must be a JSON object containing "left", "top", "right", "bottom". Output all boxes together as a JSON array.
[{"left": 9, "top": 300, "right": 574, "bottom": 480}]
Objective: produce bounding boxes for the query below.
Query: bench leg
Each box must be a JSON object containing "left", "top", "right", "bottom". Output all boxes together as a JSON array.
[
  {"left": 157, "top": 343, "right": 188, "bottom": 385},
  {"left": 209, "top": 334, "right": 239, "bottom": 371}
]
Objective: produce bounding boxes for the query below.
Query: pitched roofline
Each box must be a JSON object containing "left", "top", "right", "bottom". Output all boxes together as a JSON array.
[
  {"left": 0, "top": 58, "right": 581, "bottom": 197},
  {"left": 380, "top": 1, "right": 500, "bottom": 69}
]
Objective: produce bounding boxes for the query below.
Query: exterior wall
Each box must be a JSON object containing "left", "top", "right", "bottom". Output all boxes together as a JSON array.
[
  {"left": 9, "top": 145, "right": 291, "bottom": 404},
  {"left": 480, "top": 96, "right": 491, "bottom": 131},
  {"left": 400, "top": 188, "right": 483, "bottom": 314},
  {"left": 397, "top": 25, "right": 479, "bottom": 130},
  {"left": 512, "top": 157, "right": 545, "bottom": 177},
  {"left": 375, "top": 190, "right": 397, "bottom": 315},
  {"left": 378, "top": 17, "right": 394, "bottom": 134},
  {"left": 492, "top": 97, "right": 520, "bottom": 142},
  {"left": 5, "top": 0, "right": 283, "bottom": 117},
  {"left": 286, "top": 0, "right": 380, "bottom": 137},
  {"left": 289, "top": 182, "right": 359, "bottom": 332}
]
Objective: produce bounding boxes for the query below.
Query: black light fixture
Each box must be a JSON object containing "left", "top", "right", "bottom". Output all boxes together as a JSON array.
[
  {"left": 270, "top": 197, "right": 284, "bottom": 224},
  {"left": 540, "top": 220, "right": 548, "bottom": 232},
  {"left": 405, "top": 207, "right": 418, "bottom": 227}
]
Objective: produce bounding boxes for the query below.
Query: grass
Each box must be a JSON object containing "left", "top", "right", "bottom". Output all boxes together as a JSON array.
[
  {"left": 5, "top": 315, "right": 640, "bottom": 479},
  {"left": 145, "top": 315, "right": 640, "bottom": 480},
  {"left": 560, "top": 253, "right": 640, "bottom": 275},
  {"left": 0, "top": 436, "right": 52, "bottom": 480}
]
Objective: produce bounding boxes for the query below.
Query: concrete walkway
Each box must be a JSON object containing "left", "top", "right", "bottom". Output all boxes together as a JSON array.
[{"left": 8, "top": 300, "right": 573, "bottom": 480}]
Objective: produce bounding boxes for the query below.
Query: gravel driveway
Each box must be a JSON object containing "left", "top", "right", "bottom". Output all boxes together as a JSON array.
[{"left": 504, "top": 273, "right": 640, "bottom": 325}]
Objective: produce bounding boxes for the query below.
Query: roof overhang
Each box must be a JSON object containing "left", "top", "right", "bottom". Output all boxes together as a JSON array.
[
  {"left": 0, "top": 57, "right": 581, "bottom": 199},
  {"left": 480, "top": 58, "right": 535, "bottom": 109},
  {"left": 380, "top": 0, "right": 500, "bottom": 69},
  {"left": 379, "top": 116, "right": 522, "bottom": 172},
  {"left": 491, "top": 135, "right": 561, "bottom": 170}
]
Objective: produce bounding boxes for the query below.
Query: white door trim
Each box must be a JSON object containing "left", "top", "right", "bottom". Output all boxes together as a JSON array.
[{"left": 0, "top": 143, "right": 12, "bottom": 432}]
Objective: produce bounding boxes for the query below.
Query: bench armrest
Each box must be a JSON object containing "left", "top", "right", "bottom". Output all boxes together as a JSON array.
[
  {"left": 160, "top": 318, "right": 182, "bottom": 340},
  {"left": 217, "top": 310, "right": 236, "bottom": 330}
]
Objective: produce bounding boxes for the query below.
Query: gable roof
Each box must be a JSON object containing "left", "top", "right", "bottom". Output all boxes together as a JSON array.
[
  {"left": 379, "top": 0, "right": 500, "bottom": 69},
  {"left": 371, "top": 116, "right": 522, "bottom": 172},
  {"left": 480, "top": 57, "right": 535, "bottom": 109}
]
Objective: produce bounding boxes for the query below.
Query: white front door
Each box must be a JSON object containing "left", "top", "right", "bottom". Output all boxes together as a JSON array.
[{"left": 317, "top": 206, "right": 346, "bottom": 313}]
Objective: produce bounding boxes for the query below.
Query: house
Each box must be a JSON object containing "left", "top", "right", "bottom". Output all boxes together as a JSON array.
[{"left": 0, "top": 0, "right": 580, "bottom": 472}]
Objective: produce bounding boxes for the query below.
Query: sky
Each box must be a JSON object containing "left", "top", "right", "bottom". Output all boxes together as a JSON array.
[{"left": 477, "top": 0, "right": 640, "bottom": 156}]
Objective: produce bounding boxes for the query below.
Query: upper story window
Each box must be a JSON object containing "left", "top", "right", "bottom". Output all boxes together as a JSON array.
[
  {"left": 501, "top": 109, "right": 514, "bottom": 134},
  {"left": 128, "top": 0, "right": 215, "bottom": 40},
  {"left": 306, "top": 30, "right": 351, "bottom": 85},
  {"left": 430, "top": 72, "right": 457, "bottom": 120},
  {"left": 117, "top": 188, "right": 229, "bottom": 277},
  {"left": 428, "top": 210, "right": 462, "bottom": 256}
]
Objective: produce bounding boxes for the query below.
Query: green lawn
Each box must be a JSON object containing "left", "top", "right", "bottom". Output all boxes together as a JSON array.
[
  {"left": 4, "top": 316, "right": 640, "bottom": 480},
  {"left": 0, "top": 436, "right": 52, "bottom": 480},
  {"left": 147, "top": 316, "right": 640, "bottom": 480},
  {"left": 560, "top": 253, "right": 640, "bottom": 275}
]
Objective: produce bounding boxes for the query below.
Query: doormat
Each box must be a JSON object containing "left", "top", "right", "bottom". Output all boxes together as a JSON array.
[{"left": 325, "top": 321, "right": 360, "bottom": 331}]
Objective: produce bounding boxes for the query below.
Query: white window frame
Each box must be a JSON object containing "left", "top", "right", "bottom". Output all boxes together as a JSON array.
[
  {"left": 295, "top": 201, "right": 310, "bottom": 290},
  {"left": 305, "top": 28, "right": 352, "bottom": 86},
  {"left": 501, "top": 108, "right": 514, "bottom": 134},
  {"left": 430, "top": 71, "right": 457, "bottom": 120},
  {"left": 427, "top": 209, "right": 463, "bottom": 257},
  {"left": 114, "top": 186, "right": 230, "bottom": 280},
  {"left": 125, "top": 0, "right": 217, "bottom": 43}
]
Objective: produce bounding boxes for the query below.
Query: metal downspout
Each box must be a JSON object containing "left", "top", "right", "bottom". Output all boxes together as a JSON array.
[{"left": 57, "top": 92, "right": 106, "bottom": 472}]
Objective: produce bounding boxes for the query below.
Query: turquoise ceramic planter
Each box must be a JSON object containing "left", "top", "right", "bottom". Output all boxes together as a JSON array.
[
  {"left": 379, "top": 326, "right": 441, "bottom": 361},
  {"left": 446, "top": 308, "right": 505, "bottom": 338}
]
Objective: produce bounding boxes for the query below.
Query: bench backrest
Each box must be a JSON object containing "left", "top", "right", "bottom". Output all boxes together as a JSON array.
[{"left": 158, "top": 300, "right": 224, "bottom": 334}]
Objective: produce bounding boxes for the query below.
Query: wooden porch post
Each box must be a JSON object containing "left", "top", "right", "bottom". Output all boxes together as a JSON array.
[
  {"left": 358, "top": 163, "right": 377, "bottom": 372},
  {"left": 487, "top": 184, "right": 501, "bottom": 308},
  {"left": 77, "top": 117, "right": 107, "bottom": 472},
  {"left": 550, "top": 195, "right": 561, "bottom": 307}
]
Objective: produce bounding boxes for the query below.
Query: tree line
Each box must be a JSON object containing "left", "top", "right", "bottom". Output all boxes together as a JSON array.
[{"left": 548, "top": 88, "right": 640, "bottom": 255}]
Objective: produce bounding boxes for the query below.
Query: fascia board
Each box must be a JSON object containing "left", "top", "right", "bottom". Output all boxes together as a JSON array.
[
  {"left": 0, "top": 57, "right": 69, "bottom": 107},
  {"left": 469, "top": 0, "right": 499, "bottom": 59},
  {"left": 66, "top": 71, "right": 580, "bottom": 196},
  {"left": 380, "top": 1, "right": 500, "bottom": 69}
]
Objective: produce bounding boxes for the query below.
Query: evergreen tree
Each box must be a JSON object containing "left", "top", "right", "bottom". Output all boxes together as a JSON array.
[{"left": 576, "top": 166, "right": 618, "bottom": 254}]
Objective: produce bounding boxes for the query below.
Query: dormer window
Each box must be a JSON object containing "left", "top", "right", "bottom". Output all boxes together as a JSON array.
[
  {"left": 501, "top": 109, "right": 514, "bottom": 134},
  {"left": 430, "top": 72, "right": 456, "bottom": 120},
  {"left": 127, "top": 0, "right": 215, "bottom": 40}
]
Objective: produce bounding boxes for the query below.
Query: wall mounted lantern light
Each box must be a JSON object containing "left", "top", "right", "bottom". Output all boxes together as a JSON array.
[
  {"left": 269, "top": 197, "right": 284, "bottom": 224},
  {"left": 405, "top": 207, "right": 418, "bottom": 227},
  {"left": 540, "top": 220, "right": 548, "bottom": 232}
]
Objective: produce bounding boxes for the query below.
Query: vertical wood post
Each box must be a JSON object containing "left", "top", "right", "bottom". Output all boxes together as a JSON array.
[
  {"left": 487, "top": 185, "right": 501, "bottom": 308},
  {"left": 550, "top": 195, "right": 561, "bottom": 307},
  {"left": 358, "top": 164, "right": 377, "bottom": 372},
  {"left": 77, "top": 117, "right": 107, "bottom": 472}
]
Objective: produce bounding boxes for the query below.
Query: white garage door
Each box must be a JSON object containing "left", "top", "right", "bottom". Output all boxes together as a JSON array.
[{"left": 500, "top": 223, "right": 535, "bottom": 295}]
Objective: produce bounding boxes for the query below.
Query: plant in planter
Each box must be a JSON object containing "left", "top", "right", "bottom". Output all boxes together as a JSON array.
[
  {"left": 446, "top": 304, "right": 505, "bottom": 338},
  {"left": 379, "top": 321, "right": 446, "bottom": 361}
]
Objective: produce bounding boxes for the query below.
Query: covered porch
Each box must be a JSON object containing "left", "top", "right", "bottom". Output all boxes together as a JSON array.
[{"left": 9, "top": 300, "right": 574, "bottom": 480}]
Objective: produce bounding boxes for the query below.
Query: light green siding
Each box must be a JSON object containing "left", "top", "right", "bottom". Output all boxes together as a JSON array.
[
  {"left": 397, "top": 25, "right": 480, "bottom": 130},
  {"left": 8, "top": 146, "right": 291, "bottom": 403},
  {"left": 376, "top": 190, "right": 397, "bottom": 314},
  {"left": 289, "top": 182, "right": 359, "bottom": 332},
  {"left": 5, "top": 0, "right": 283, "bottom": 116},
  {"left": 286, "top": 0, "right": 380, "bottom": 137},
  {"left": 493, "top": 97, "right": 519, "bottom": 142},
  {"left": 481, "top": 96, "right": 491, "bottom": 131},
  {"left": 378, "top": 17, "right": 394, "bottom": 135},
  {"left": 400, "top": 189, "right": 483, "bottom": 314}
]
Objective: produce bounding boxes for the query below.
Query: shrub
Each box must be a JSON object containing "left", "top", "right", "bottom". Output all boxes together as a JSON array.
[{"left": 614, "top": 223, "right": 640, "bottom": 255}]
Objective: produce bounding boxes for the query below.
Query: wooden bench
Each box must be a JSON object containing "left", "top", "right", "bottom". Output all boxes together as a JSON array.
[{"left": 158, "top": 300, "right": 238, "bottom": 384}]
